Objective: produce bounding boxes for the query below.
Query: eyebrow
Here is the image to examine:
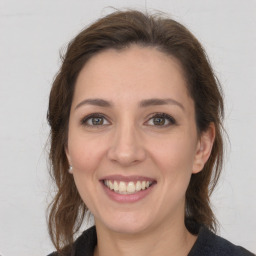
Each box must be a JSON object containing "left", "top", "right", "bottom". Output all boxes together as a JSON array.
[
  {"left": 139, "top": 98, "right": 184, "bottom": 110},
  {"left": 75, "top": 98, "right": 184, "bottom": 110},
  {"left": 75, "top": 98, "right": 112, "bottom": 109}
]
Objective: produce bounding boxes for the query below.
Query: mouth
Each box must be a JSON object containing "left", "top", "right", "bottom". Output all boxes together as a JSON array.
[{"left": 103, "top": 180, "right": 154, "bottom": 194}]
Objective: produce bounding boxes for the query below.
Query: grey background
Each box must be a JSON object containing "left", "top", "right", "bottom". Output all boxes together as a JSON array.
[{"left": 0, "top": 0, "right": 255, "bottom": 255}]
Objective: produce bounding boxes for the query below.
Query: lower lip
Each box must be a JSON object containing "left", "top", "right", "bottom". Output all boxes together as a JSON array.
[{"left": 101, "top": 182, "right": 155, "bottom": 203}]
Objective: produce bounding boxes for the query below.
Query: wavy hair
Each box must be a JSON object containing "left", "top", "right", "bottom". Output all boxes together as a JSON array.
[{"left": 47, "top": 9, "right": 224, "bottom": 254}]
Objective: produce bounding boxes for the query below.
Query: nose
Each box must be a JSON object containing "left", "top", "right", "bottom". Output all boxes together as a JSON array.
[{"left": 107, "top": 122, "right": 147, "bottom": 167}]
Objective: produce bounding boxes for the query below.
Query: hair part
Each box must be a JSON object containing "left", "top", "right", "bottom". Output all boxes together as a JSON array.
[{"left": 47, "top": 9, "right": 224, "bottom": 253}]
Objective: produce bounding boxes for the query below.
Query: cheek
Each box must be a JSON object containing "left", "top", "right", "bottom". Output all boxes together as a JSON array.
[
  {"left": 68, "top": 134, "right": 106, "bottom": 209},
  {"left": 68, "top": 132, "right": 106, "bottom": 173},
  {"left": 151, "top": 134, "right": 197, "bottom": 171},
  {"left": 146, "top": 134, "right": 197, "bottom": 214}
]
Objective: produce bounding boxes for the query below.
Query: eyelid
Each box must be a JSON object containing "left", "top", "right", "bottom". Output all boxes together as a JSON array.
[
  {"left": 80, "top": 112, "right": 176, "bottom": 128},
  {"left": 80, "top": 113, "right": 110, "bottom": 127},
  {"left": 145, "top": 112, "right": 176, "bottom": 127}
]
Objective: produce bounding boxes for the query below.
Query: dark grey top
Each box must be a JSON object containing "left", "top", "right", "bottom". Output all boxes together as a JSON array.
[{"left": 48, "top": 225, "right": 254, "bottom": 256}]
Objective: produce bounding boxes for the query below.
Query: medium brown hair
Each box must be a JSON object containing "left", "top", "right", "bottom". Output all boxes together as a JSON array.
[{"left": 47, "top": 9, "right": 224, "bottom": 253}]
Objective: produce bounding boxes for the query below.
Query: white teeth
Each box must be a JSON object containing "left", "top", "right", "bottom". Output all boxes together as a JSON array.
[
  {"left": 141, "top": 181, "right": 146, "bottom": 190},
  {"left": 127, "top": 182, "right": 136, "bottom": 193},
  {"left": 136, "top": 181, "right": 142, "bottom": 191},
  {"left": 113, "top": 181, "right": 119, "bottom": 192},
  {"left": 109, "top": 180, "right": 114, "bottom": 190},
  {"left": 119, "top": 182, "right": 126, "bottom": 193},
  {"left": 104, "top": 180, "right": 152, "bottom": 194}
]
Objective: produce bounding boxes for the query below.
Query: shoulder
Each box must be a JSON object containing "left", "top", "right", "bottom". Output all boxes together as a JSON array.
[
  {"left": 189, "top": 226, "right": 255, "bottom": 256},
  {"left": 47, "top": 226, "right": 97, "bottom": 256},
  {"left": 47, "top": 253, "right": 58, "bottom": 256}
]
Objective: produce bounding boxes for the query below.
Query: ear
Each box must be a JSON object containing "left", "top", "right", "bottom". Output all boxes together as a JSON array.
[
  {"left": 192, "top": 123, "right": 215, "bottom": 174},
  {"left": 65, "top": 144, "right": 72, "bottom": 166},
  {"left": 65, "top": 145, "right": 74, "bottom": 174}
]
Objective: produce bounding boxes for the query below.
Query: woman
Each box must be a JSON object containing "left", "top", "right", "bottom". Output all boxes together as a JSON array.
[{"left": 47, "top": 10, "right": 254, "bottom": 256}]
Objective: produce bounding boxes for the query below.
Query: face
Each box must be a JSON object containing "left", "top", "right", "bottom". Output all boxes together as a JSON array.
[{"left": 66, "top": 45, "right": 213, "bottom": 235}]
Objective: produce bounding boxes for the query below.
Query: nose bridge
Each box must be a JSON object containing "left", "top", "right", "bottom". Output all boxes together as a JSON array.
[{"left": 107, "top": 115, "right": 146, "bottom": 166}]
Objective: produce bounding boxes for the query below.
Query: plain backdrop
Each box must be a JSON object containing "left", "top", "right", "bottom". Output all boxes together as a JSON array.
[{"left": 0, "top": 0, "right": 255, "bottom": 255}]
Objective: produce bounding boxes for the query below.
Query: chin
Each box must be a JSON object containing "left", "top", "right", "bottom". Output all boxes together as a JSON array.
[
  {"left": 107, "top": 223, "right": 148, "bottom": 235},
  {"left": 96, "top": 213, "right": 152, "bottom": 235}
]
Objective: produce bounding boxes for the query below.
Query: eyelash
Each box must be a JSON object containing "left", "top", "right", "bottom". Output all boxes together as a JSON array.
[
  {"left": 146, "top": 112, "right": 176, "bottom": 127},
  {"left": 80, "top": 112, "right": 176, "bottom": 128},
  {"left": 80, "top": 113, "right": 108, "bottom": 127}
]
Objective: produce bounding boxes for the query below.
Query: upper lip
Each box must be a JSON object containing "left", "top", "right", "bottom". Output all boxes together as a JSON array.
[{"left": 100, "top": 175, "right": 156, "bottom": 182}]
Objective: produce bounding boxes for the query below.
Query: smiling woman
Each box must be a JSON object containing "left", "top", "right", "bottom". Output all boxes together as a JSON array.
[{"left": 46, "top": 10, "right": 254, "bottom": 256}]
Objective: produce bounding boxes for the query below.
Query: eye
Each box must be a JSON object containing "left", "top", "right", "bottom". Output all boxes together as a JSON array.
[
  {"left": 81, "top": 113, "right": 110, "bottom": 127},
  {"left": 146, "top": 113, "right": 176, "bottom": 127}
]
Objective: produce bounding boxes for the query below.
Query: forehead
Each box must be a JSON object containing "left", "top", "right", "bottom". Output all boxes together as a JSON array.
[{"left": 73, "top": 45, "right": 192, "bottom": 108}]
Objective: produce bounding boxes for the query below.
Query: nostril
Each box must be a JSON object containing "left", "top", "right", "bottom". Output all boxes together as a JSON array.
[{"left": 107, "top": 143, "right": 147, "bottom": 166}]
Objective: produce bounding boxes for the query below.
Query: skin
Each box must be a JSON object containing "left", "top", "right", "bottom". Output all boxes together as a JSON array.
[{"left": 66, "top": 45, "right": 215, "bottom": 256}]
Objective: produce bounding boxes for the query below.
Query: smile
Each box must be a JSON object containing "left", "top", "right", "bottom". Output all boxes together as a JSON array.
[{"left": 103, "top": 180, "right": 153, "bottom": 194}]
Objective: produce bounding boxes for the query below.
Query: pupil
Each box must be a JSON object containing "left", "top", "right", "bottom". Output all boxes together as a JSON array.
[
  {"left": 92, "top": 117, "right": 103, "bottom": 125},
  {"left": 154, "top": 117, "right": 165, "bottom": 125}
]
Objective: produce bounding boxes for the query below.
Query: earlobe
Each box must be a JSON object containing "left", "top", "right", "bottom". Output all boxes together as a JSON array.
[
  {"left": 192, "top": 123, "right": 215, "bottom": 174},
  {"left": 65, "top": 146, "right": 73, "bottom": 174}
]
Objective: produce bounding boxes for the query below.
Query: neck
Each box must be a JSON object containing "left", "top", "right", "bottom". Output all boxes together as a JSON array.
[{"left": 94, "top": 217, "right": 197, "bottom": 256}]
